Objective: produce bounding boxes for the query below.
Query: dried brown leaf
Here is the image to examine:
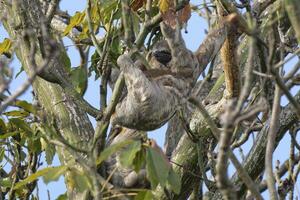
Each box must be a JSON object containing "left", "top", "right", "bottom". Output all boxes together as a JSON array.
[
  {"left": 161, "top": 10, "right": 177, "bottom": 29},
  {"left": 178, "top": 4, "right": 191, "bottom": 24},
  {"left": 131, "top": 0, "right": 146, "bottom": 11}
]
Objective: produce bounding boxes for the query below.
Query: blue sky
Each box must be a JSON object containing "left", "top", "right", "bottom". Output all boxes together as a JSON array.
[{"left": 1, "top": 0, "right": 299, "bottom": 199}]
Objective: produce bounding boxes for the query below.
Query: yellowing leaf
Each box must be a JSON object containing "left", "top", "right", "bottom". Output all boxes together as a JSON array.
[
  {"left": 159, "top": 0, "right": 171, "bottom": 13},
  {"left": 90, "top": 3, "right": 101, "bottom": 23},
  {"left": 0, "top": 131, "right": 19, "bottom": 139},
  {"left": 15, "top": 100, "right": 36, "bottom": 114},
  {"left": 0, "top": 38, "right": 12, "bottom": 55},
  {"left": 3, "top": 110, "right": 29, "bottom": 117},
  {"left": 43, "top": 165, "right": 67, "bottom": 184},
  {"left": 63, "top": 12, "right": 86, "bottom": 36}
]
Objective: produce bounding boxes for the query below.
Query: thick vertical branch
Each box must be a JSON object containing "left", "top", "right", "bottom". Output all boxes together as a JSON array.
[
  {"left": 121, "top": 0, "right": 134, "bottom": 47},
  {"left": 221, "top": 30, "right": 239, "bottom": 98},
  {"left": 215, "top": 2, "right": 240, "bottom": 198}
]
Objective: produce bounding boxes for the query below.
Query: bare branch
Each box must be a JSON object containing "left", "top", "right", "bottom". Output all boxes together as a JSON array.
[
  {"left": 0, "top": 41, "right": 58, "bottom": 114},
  {"left": 189, "top": 97, "right": 263, "bottom": 200},
  {"left": 265, "top": 84, "right": 281, "bottom": 200}
]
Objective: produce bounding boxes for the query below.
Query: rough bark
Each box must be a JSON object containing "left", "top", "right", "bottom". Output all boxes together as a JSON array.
[{"left": 1, "top": 1, "right": 94, "bottom": 199}]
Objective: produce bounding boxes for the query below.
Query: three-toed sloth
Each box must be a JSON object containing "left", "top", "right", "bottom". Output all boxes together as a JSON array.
[{"left": 111, "top": 22, "right": 201, "bottom": 131}]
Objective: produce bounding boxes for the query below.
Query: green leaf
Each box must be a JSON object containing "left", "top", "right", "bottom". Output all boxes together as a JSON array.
[
  {"left": 100, "top": 0, "right": 119, "bottom": 24},
  {"left": 60, "top": 49, "right": 71, "bottom": 71},
  {"left": 0, "top": 177, "right": 12, "bottom": 188},
  {"left": 90, "top": 3, "right": 101, "bottom": 24},
  {"left": 0, "top": 148, "right": 4, "bottom": 162},
  {"left": 43, "top": 166, "right": 67, "bottom": 184},
  {"left": 15, "top": 100, "right": 36, "bottom": 114},
  {"left": 146, "top": 147, "right": 170, "bottom": 189},
  {"left": 96, "top": 140, "right": 134, "bottom": 165},
  {"left": 132, "top": 12, "right": 141, "bottom": 38},
  {"left": 31, "top": 196, "right": 38, "bottom": 200},
  {"left": 3, "top": 110, "right": 30, "bottom": 117},
  {"left": 70, "top": 66, "right": 88, "bottom": 96},
  {"left": 134, "top": 190, "right": 153, "bottom": 200},
  {"left": 119, "top": 140, "right": 141, "bottom": 167},
  {"left": 14, "top": 166, "right": 67, "bottom": 189},
  {"left": 82, "top": 3, "right": 101, "bottom": 37},
  {"left": 109, "top": 36, "right": 122, "bottom": 64},
  {"left": 28, "top": 137, "right": 42, "bottom": 154},
  {"left": 167, "top": 168, "right": 181, "bottom": 194},
  {"left": 9, "top": 118, "right": 33, "bottom": 134},
  {"left": 80, "top": 3, "right": 101, "bottom": 38},
  {"left": 20, "top": 150, "right": 27, "bottom": 161},
  {"left": 132, "top": 148, "right": 146, "bottom": 172},
  {"left": 0, "top": 118, "right": 7, "bottom": 134},
  {"left": 71, "top": 170, "right": 92, "bottom": 192},
  {"left": 63, "top": 11, "right": 86, "bottom": 36},
  {"left": 45, "top": 143, "right": 56, "bottom": 165},
  {"left": 56, "top": 193, "right": 67, "bottom": 200},
  {"left": 0, "top": 131, "right": 19, "bottom": 139},
  {"left": 89, "top": 50, "right": 101, "bottom": 79}
]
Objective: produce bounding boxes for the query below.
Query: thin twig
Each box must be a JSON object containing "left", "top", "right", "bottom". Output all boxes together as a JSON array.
[
  {"left": 273, "top": 71, "right": 300, "bottom": 119},
  {"left": 189, "top": 97, "right": 263, "bottom": 200},
  {"left": 274, "top": 48, "right": 300, "bottom": 69},
  {"left": 0, "top": 42, "right": 58, "bottom": 114},
  {"left": 86, "top": 0, "right": 103, "bottom": 57},
  {"left": 134, "top": 0, "right": 190, "bottom": 48},
  {"left": 259, "top": 153, "right": 300, "bottom": 193},
  {"left": 284, "top": 61, "right": 300, "bottom": 82},
  {"left": 265, "top": 84, "right": 281, "bottom": 200},
  {"left": 92, "top": 74, "right": 125, "bottom": 151}
]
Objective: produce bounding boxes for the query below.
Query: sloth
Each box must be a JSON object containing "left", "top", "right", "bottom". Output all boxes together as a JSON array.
[{"left": 111, "top": 22, "right": 201, "bottom": 131}]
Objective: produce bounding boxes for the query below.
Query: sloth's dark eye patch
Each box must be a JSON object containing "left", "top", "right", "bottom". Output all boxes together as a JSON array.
[{"left": 152, "top": 50, "right": 172, "bottom": 66}]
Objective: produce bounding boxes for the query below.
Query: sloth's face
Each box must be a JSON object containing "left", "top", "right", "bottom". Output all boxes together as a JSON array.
[
  {"left": 152, "top": 50, "right": 172, "bottom": 66},
  {"left": 147, "top": 40, "right": 172, "bottom": 69}
]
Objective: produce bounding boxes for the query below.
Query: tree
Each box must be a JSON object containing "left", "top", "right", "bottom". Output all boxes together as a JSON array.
[{"left": 0, "top": 0, "right": 300, "bottom": 199}]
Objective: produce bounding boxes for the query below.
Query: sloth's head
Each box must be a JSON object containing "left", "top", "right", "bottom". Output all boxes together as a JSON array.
[{"left": 147, "top": 40, "right": 172, "bottom": 69}]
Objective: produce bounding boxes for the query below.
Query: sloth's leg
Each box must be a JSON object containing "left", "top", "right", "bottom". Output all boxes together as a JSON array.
[{"left": 117, "top": 54, "right": 155, "bottom": 102}]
